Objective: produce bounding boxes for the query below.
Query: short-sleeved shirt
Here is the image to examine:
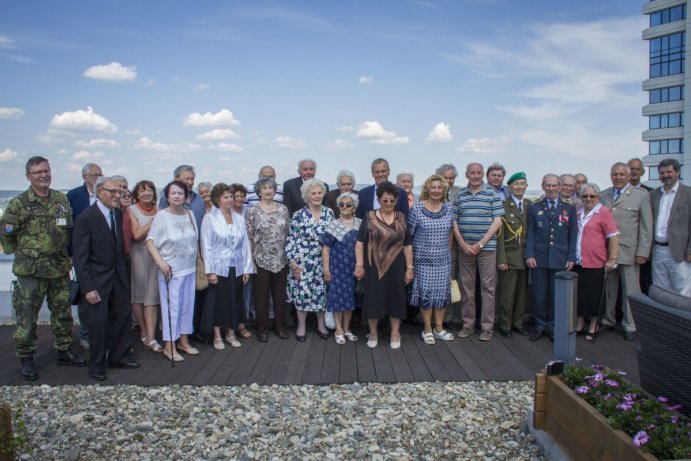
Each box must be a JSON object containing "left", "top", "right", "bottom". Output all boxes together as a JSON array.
[
  {"left": 147, "top": 209, "right": 198, "bottom": 277},
  {"left": 453, "top": 184, "right": 504, "bottom": 250},
  {"left": 577, "top": 204, "right": 619, "bottom": 268}
]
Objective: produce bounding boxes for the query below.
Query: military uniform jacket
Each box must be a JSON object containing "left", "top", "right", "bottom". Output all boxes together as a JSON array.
[
  {"left": 600, "top": 185, "right": 653, "bottom": 265},
  {"left": 524, "top": 198, "right": 577, "bottom": 270},
  {"left": 496, "top": 197, "right": 531, "bottom": 269},
  {"left": 0, "top": 187, "right": 72, "bottom": 278}
]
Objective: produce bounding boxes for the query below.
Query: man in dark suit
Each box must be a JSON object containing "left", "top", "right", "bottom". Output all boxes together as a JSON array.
[
  {"left": 73, "top": 176, "right": 139, "bottom": 381},
  {"left": 283, "top": 158, "right": 329, "bottom": 216},
  {"left": 649, "top": 158, "right": 691, "bottom": 297},
  {"left": 66, "top": 162, "right": 103, "bottom": 350},
  {"left": 525, "top": 173, "right": 577, "bottom": 341},
  {"left": 355, "top": 158, "right": 409, "bottom": 218}
]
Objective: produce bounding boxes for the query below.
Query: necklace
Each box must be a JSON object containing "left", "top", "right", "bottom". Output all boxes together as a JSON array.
[
  {"left": 339, "top": 217, "right": 354, "bottom": 226},
  {"left": 137, "top": 202, "right": 155, "bottom": 213}
]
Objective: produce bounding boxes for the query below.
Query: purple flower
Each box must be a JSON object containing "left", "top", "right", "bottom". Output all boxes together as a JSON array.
[
  {"left": 633, "top": 430, "right": 649, "bottom": 447},
  {"left": 666, "top": 404, "right": 682, "bottom": 411},
  {"left": 635, "top": 415, "right": 643, "bottom": 422},
  {"left": 624, "top": 393, "right": 636, "bottom": 402},
  {"left": 605, "top": 379, "right": 619, "bottom": 388},
  {"left": 617, "top": 370, "right": 627, "bottom": 376},
  {"left": 575, "top": 386, "right": 590, "bottom": 394},
  {"left": 658, "top": 396, "right": 668, "bottom": 403},
  {"left": 603, "top": 393, "right": 612, "bottom": 401},
  {"left": 591, "top": 364, "right": 604, "bottom": 371},
  {"left": 575, "top": 357, "right": 582, "bottom": 363},
  {"left": 671, "top": 416, "right": 679, "bottom": 423},
  {"left": 593, "top": 372, "right": 605, "bottom": 382},
  {"left": 617, "top": 401, "right": 634, "bottom": 411}
]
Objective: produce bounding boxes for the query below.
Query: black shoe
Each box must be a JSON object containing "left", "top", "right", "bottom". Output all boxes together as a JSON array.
[
  {"left": 20, "top": 357, "right": 38, "bottom": 381},
  {"left": 89, "top": 371, "right": 107, "bottom": 381},
  {"left": 257, "top": 333, "right": 269, "bottom": 343},
  {"left": 296, "top": 335, "right": 306, "bottom": 342},
  {"left": 598, "top": 323, "right": 615, "bottom": 334},
  {"left": 499, "top": 329, "right": 512, "bottom": 338},
  {"left": 547, "top": 331, "right": 554, "bottom": 343},
  {"left": 276, "top": 330, "right": 289, "bottom": 340},
  {"left": 530, "top": 330, "right": 544, "bottom": 342},
  {"left": 108, "top": 361, "right": 141, "bottom": 369},
  {"left": 511, "top": 327, "right": 530, "bottom": 337},
  {"left": 623, "top": 331, "right": 636, "bottom": 342},
  {"left": 317, "top": 330, "right": 330, "bottom": 340},
  {"left": 57, "top": 350, "right": 87, "bottom": 367}
]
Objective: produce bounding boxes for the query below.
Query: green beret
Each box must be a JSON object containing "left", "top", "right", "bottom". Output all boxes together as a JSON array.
[{"left": 507, "top": 172, "right": 526, "bottom": 184}]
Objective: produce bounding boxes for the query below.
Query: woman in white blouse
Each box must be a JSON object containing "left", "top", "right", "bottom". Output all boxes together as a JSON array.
[
  {"left": 200, "top": 183, "right": 255, "bottom": 350},
  {"left": 146, "top": 180, "right": 199, "bottom": 362}
]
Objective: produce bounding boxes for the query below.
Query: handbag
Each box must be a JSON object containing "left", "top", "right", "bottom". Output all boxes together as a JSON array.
[
  {"left": 69, "top": 269, "right": 81, "bottom": 305},
  {"left": 186, "top": 210, "right": 208, "bottom": 290},
  {"left": 325, "top": 311, "right": 335, "bottom": 330},
  {"left": 450, "top": 278, "right": 461, "bottom": 303}
]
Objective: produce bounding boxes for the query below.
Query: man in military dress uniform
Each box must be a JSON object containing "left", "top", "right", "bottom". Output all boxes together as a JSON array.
[
  {"left": 496, "top": 172, "right": 531, "bottom": 338},
  {"left": 525, "top": 174, "right": 577, "bottom": 342},
  {"left": 0, "top": 156, "right": 86, "bottom": 380}
]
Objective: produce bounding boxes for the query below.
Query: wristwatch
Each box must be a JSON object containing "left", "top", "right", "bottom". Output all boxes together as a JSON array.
[{"left": 477, "top": 242, "right": 484, "bottom": 249}]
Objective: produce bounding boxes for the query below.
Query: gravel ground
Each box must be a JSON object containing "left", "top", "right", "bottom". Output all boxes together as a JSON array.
[{"left": 1, "top": 381, "right": 544, "bottom": 460}]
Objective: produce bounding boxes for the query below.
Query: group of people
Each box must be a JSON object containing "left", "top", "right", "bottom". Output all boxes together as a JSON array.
[{"left": 1, "top": 154, "right": 690, "bottom": 382}]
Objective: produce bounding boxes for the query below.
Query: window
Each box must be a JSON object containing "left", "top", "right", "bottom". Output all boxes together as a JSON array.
[
  {"left": 649, "top": 169, "right": 660, "bottom": 181},
  {"left": 650, "top": 5, "right": 686, "bottom": 27},
  {"left": 649, "top": 138, "right": 684, "bottom": 154},
  {"left": 649, "top": 85, "right": 684, "bottom": 103},
  {"left": 649, "top": 112, "right": 684, "bottom": 129},
  {"left": 650, "top": 32, "right": 686, "bottom": 77}
]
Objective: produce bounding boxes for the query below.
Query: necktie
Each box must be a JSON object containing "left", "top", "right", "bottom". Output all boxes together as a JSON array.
[
  {"left": 549, "top": 200, "right": 555, "bottom": 212},
  {"left": 614, "top": 189, "right": 621, "bottom": 201},
  {"left": 109, "top": 210, "right": 117, "bottom": 242},
  {"left": 518, "top": 201, "right": 522, "bottom": 212}
]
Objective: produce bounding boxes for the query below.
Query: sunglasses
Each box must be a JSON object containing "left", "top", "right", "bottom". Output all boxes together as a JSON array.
[
  {"left": 338, "top": 202, "right": 354, "bottom": 208},
  {"left": 581, "top": 194, "right": 598, "bottom": 199}
]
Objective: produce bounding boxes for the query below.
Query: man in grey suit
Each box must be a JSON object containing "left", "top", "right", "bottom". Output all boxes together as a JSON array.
[
  {"left": 600, "top": 162, "right": 653, "bottom": 341},
  {"left": 437, "top": 163, "right": 462, "bottom": 327},
  {"left": 650, "top": 158, "right": 691, "bottom": 296}
]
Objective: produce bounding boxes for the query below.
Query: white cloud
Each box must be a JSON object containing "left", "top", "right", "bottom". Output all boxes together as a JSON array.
[
  {"left": 324, "top": 139, "right": 354, "bottom": 150},
  {"left": 457, "top": 135, "right": 510, "bottom": 153},
  {"left": 338, "top": 125, "right": 353, "bottom": 132},
  {"left": 194, "top": 83, "right": 210, "bottom": 92},
  {"left": 426, "top": 122, "right": 453, "bottom": 143},
  {"left": 0, "top": 107, "right": 25, "bottom": 120},
  {"left": 72, "top": 150, "right": 104, "bottom": 161},
  {"left": 358, "top": 76, "right": 373, "bottom": 84},
  {"left": 355, "top": 121, "right": 410, "bottom": 145},
  {"left": 210, "top": 142, "right": 243, "bottom": 152},
  {"left": 83, "top": 62, "right": 137, "bottom": 81},
  {"left": 49, "top": 106, "right": 117, "bottom": 133},
  {"left": 147, "top": 78, "right": 157, "bottom": 87},
  {"left": 123, "top": 129, "right": 140, "bottom": 135},
  {"left": 0, "top": 148, "right": 17, "bottom": 162},
  {"left": 272, "top": 136, "right": 309, "bottom": 149},
  {"left": 74, "top": 138, "right": 119, "bottom": 149},
  {"left": 133, "top": 137, "right": 201, "bottom": 153},
  {"left": 0, "top": 35, "right": 16, "bottom": 49},
  {"left": 196, "top": 128, "right": 240, "bottom": 141},
  {"left": 183, "top": 108, "right": 240, "bottom": 127}
]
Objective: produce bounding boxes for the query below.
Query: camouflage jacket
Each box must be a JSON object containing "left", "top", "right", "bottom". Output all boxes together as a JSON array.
[{"left": 0, "top": 187, "right": 72, "bottom": 278}]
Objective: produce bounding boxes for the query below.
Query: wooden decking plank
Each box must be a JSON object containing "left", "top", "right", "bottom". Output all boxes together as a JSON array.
[
  {"left": 320, "top": 336, "right": 341, "bottom": 384},
  {"left": 281, "top": 335, "right": 313, "bottom": 385},
  {"left": 246, "top": 335, "right": 283, "bottom": 385},
  {"left": 370, "top": 341, "right": 396, "bottom": 383},
  {"left": 429, "top": 340, "right": 470, "bottom": 382},
  {"left": 354, "top": 337, "right": 376, "bottom": 383},
  {"left": 446, "top": 336, "right": 493, "bottom": 381},
  {"left": 261, "top": 338, "right": 295, "bottom": 385},
  {"left": 337, "top": 340, "right": 358, "bottom": 384},
  {"left": 302, "top": 335, "right": 327, "bottom": 385},
  {"left": 226, "top": 340, "right": 265, "bottom": 385},
  {"left": 387, "top": 329, "right": 417, "bottom": 383},
  {"left": 412, "top": 330, "right": 453, "bottom": 382}
]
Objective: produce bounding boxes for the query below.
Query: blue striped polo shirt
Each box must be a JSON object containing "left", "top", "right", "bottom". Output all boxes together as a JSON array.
[{"left": 453, "top": 184, "right": 504, "bottom": 250}]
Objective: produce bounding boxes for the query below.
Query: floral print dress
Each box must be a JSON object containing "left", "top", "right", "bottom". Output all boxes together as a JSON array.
[{"left": 285, "top": 205, "right": 334, "bottom": 312}]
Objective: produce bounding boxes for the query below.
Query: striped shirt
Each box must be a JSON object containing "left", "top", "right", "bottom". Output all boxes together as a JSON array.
[{"left": 453, "top": 184, "right": 504, "bottom": 250}]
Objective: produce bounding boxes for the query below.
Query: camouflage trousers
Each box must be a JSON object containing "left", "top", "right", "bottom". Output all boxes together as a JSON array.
[{"left": 12, "top": 274, "right": 74, "bottom": 358}]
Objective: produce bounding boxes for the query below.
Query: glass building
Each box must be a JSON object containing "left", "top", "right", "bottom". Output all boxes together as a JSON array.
[{"left": 642, "top": 0, "right": 688, "bottom": 181}]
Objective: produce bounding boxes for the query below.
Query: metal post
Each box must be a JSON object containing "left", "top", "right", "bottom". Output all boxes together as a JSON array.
[{"left": 554, "top": 271, "right": 577, "bottom": 364}]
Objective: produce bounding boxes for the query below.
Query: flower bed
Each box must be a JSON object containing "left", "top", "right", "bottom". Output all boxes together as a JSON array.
[{"left": 533, "top": 361, "right": 691, "bottom": 460}]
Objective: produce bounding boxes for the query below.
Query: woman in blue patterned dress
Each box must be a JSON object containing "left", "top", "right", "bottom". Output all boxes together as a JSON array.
[
  {"left": 321, "top": 192, "right": 361, "bottom": 344},
  {"left": 286, "top": 178, "right": 335, "bottom": 341},
  {"left": 408, "top": 174, "right": 455, "bottom": 345}
]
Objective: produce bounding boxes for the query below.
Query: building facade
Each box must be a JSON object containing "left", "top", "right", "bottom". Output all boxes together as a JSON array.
[{"left": 642, "top": 0, "right": 689, "bottom": 181}]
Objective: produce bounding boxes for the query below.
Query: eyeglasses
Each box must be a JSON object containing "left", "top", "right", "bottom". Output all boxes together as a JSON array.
[
  {"left": 86, "top": 173, "right": 103, "bottom": 178},
  {"left": 581, "top": 194, "right": 598, "bottom": 199},
  {"left": 338, "top": 202, "right": 354, "bottom": 208},
  {"left": 121, "top": 192, "right": 132, "bottom": 200},
  {"left": 100, "top": 188, "right": 122, "bottom": 196},
  {"left": 380, "top": 199, "right": 396, "bottom": 204}
]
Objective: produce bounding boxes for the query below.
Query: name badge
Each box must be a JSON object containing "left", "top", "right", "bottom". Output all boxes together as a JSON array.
[
  {"left": 537, "top": 222, "right": 543, "bottom": 228},
  {"left": 537, "top": 211, "right": 544, "bottom": 216},
  {"left": 56, "top": 218, "right": 67, "bottom": 226}
]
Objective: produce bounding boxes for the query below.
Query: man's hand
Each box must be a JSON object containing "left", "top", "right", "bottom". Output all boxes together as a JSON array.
[
  {"left": 565, "top": 261, "right": 575, "bottom": 271},
  {"left": 497, "top": 263, "right": 508, "bottom": 271},
  {"left": 526, "top": 258, "right": 537, "bottom": 269},
  {"left": 635, "top": 256, "right": 647, "bottom": 265},
  {"left": 85, "top": 290, "right": 101, "bottom": 305}
]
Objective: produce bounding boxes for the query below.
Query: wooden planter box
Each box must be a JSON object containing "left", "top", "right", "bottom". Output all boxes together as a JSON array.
[{"left": 533, "top": 372, "right": 658, "bottom": 461}]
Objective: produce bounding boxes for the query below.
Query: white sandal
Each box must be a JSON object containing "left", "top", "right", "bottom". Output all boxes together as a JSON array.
[
  {"left": 433, "top": 329, "right": 454, "bottom": 341},
  {"left": 147, "top": 339, "right": 164, "bottom": 352},
  {"left": 344, "top": 332, "right": 358, "bottom": 342},
  {"left": 421, "top": 331, "right": 436, "bottom": 345},
  {"left": 335, "top": 334, "right": 346, "bottom": 345}
]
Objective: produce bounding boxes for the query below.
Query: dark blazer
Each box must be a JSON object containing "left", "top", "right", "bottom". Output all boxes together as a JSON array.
[
  {"left": 72, "top": 203, "right": 129, "bottom": 296},
  {"left": 323, "top": 188, "right": 359, "bottom": 219},
  {"left": 650, "top": 183, "right": 691, "bottom": 262},
  {"left": 282, "top": 177, "right": 329, "bottom": 216},
  {"left": 525, "top": 198, "right": 577, "bottom": 270},
  {"left": 355, "top": 185, "right": 410, "bottom": 219},
  {"left": 66, "top": 184, "right": 92, "bottom": 219}
]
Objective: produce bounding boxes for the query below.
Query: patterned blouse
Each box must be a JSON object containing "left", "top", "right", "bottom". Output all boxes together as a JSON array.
[{"left": 245, "top": 203, "right": 290, "bottom": 273}]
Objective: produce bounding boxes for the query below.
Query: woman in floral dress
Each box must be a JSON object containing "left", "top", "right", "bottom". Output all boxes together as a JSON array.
[{"left": 286, "top": 178, "right": 334, "bottom": 341}]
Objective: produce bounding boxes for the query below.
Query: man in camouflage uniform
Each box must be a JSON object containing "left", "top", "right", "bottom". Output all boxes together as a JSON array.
[{"left": 0, "top": 156, "right": 86, "bottom": 381}]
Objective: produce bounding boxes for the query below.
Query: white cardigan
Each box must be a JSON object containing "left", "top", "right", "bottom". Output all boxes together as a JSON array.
[{"left": 200, "top": 207, "right": 254, "bottom": 278}]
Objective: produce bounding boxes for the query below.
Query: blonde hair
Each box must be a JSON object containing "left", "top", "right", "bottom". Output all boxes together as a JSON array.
[{"left": 419, "top": 174, "right": 448, "bottom": 201}]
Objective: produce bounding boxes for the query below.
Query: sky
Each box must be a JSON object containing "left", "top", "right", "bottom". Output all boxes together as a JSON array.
[{"left": 0, "top": 0, "right": 648, "bottom": 191}]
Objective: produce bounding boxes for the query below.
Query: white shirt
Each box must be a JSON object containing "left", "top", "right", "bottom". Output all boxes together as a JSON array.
[
  {"left": 200, "top": 207, "right": 254, "bottom": 278},
  {"left": 147, "top": 209, "right": 198, "bottom": 277},
  {"left": 655, "top": 181, "right": 679, "bottom": 242},
  {"left": 96, "top": 200, "right": 115, "bottom": 236}
]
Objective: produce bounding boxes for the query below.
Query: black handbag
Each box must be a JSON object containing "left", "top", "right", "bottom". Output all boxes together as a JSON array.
[{"left": 68, "top": 270, "right": 81, "bottom": 305}]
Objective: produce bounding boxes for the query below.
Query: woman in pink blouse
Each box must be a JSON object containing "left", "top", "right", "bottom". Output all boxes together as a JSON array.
[{"left": 575, "top": 183, "right": 620, "bottom": 341}]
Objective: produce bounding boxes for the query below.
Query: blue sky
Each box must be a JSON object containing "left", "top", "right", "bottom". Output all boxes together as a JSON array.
[{"left": 0, "top": 0, "right": 647, "bottom": 191}]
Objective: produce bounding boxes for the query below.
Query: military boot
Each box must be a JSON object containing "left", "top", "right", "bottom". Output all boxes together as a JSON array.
[
  {"left": 20, "top": 357, "right": 38, "bottom": 381},
  {"left": 56, "top": 350, "right": 87, "bottom": 367}
]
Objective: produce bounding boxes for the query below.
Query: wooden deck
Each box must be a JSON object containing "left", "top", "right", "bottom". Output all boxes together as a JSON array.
[{"left": 0, "top": 324, "right": 639, "bottom": 386}]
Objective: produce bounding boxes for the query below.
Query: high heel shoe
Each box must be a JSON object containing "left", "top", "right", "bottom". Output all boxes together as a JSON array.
[
  {"left": 296, "top": 335, "right": 306, "bottom": 342},
  {"left": 317, "top": 329, "right": 330, "bottom": 340}
]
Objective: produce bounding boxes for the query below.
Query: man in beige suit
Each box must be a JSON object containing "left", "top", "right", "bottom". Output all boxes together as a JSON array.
[
  {"left": 600, "top": 162, "right": 653, "bottom": 341},
  {"left": 650, "top": 158, "right": 691, "bottom": 297},
  {"left": 437, "top": 163, "right": 462, "bottom": 327}
]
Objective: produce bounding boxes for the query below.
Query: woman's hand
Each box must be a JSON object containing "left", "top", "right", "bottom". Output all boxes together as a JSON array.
[
  {"left": 158, "top": 261, "right": 172, "bottom": 281},
  {"left": 242, "top": 274, "right": 250, "bottom": 285},
  {"left": 604, "top": 260, "right": 617, "bottom": 272},
  {"left": 323, "top": 269, "right": 331, "bottom": 283},
  {"left": 208, "top": 273, "right": 218, "bottom": 285},
  {"left": 404, "top": 267, "right": 414, "bottom": 285},
  {"left": 290, "top": 263, "right": 302, "bottom": 281},
  {"left": 354, "top": 266, "right": 364, "bottom": 280}
]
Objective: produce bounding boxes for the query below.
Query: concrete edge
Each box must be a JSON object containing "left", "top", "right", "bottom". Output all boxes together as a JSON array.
[{"left": 526, "top": 405, "right": 573, "bottom": 461}]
